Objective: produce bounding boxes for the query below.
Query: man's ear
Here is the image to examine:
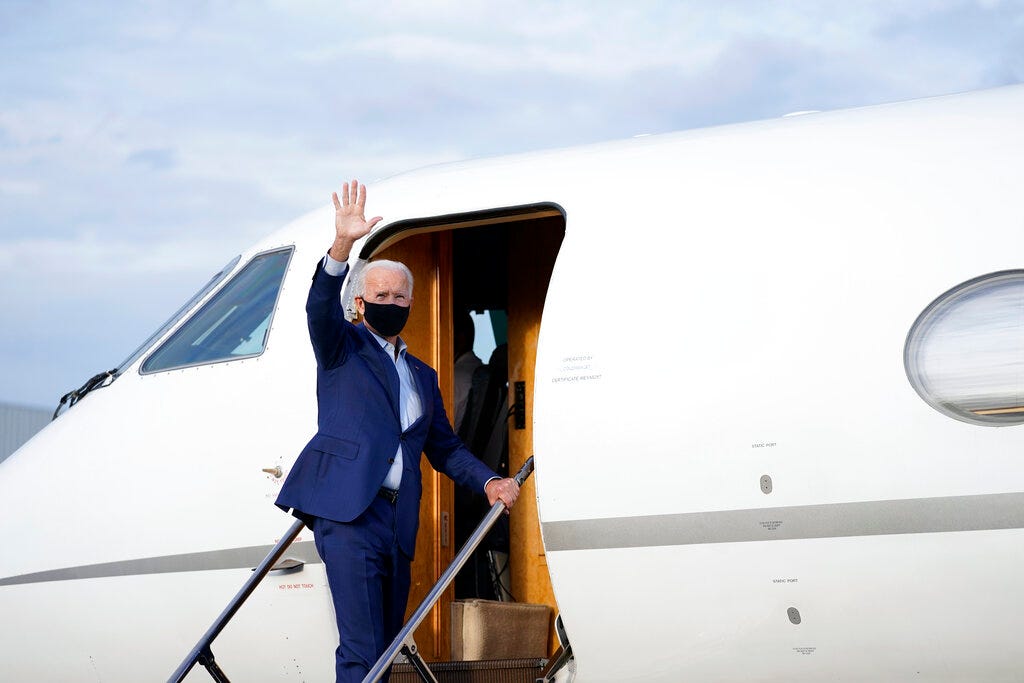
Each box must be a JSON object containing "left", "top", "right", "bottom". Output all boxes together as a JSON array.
[{"left": 354, "top": 296, "right": 365, "bottom": 316}]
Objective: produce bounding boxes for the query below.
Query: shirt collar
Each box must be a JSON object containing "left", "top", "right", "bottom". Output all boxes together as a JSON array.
[{"left": 367, "top": 327, "right": 408, "bottom": 359}]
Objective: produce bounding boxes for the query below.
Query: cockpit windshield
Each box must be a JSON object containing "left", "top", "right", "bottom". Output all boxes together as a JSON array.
[{"left": 140, "top": 247, "right": 293, "bottom": 374}]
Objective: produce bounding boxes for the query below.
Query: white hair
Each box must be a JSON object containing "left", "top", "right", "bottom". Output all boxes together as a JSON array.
[{"left": 352, "top": 259, "right": 414, "bottom": 298}]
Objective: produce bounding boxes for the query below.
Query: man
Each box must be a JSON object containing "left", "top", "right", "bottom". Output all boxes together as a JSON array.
[
  {"left": 452, "top": 309, "right": 483, "bottom": 433},
  {"left": 276, "top": 180, "right": 520, "bottom": 683}
]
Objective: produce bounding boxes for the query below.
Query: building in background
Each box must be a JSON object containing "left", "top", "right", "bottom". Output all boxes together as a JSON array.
[{"left": 0, "top": 402, "right": 51, "bottom": 464}]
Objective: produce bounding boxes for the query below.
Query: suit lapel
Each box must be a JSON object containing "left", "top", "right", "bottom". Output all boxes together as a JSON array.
[
  {"left": 355, "top": 324, "right": 401, "bottom": 421},
  {"left": 405, "top": 355, "right": 431, "bottom": 430}
]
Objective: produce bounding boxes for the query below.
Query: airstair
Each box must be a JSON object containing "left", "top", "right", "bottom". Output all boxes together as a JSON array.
[{"left": 168, "top": 457, "right": 573, "bottom": 683}]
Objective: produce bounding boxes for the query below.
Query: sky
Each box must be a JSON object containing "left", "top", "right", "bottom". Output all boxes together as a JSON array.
[{"left": 1, "top": 0, "right": 1023, "bottom": 410}]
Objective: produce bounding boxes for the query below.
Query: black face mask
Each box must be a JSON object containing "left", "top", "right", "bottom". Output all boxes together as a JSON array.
[{"left": 362, "top": 301, "right": 411, "bottom": 337}]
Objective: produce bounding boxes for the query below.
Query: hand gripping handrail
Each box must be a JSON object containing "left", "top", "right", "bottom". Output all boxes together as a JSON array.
[
  {"left": 167, "top": 518, "right": 306, "bottom": 683},
  {"left": 363, "top": 456, "right": 535, "bottom": 683}
]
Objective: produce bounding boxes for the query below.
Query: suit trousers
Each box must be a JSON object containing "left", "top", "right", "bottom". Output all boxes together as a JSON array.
[{"left": 313, "top": 495, "right": 411, "bottom": 683}]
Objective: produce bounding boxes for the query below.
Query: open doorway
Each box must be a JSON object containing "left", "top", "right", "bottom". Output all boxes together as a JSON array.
[
  {"left": 451, "top": 224, "right": 512, "bottom": 602},
  {"left": 369, "top": 206, "right": 565, "bottom": 660}
]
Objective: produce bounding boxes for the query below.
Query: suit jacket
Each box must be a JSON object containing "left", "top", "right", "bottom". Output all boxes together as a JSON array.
[{"left": 276, "top": 261, "right": 498, "bottom": 558}]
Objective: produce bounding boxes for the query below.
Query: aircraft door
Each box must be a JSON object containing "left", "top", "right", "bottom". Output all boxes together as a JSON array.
[{"left": 370, "top": 208, "right": 565, "bottom": 661}]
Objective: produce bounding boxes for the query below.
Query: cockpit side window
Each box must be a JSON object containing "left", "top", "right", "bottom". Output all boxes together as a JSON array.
[
  {"left": 116, "top": 254, "right": 241, "bottom": 374},
  {"left": 140, "top": 247, "right": 293, "bottom": 374},
  {"left": 905, "top": 270, "right": 1024, "bottom": 426}
]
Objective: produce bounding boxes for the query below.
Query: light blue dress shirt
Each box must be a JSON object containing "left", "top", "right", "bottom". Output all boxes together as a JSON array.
[{"left": 369, "top": 330, "right": 421, "bottom": 490}]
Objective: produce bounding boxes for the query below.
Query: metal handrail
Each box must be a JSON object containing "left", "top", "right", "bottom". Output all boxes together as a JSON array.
[
  {"left": 167, "top": 455, "right": 535, "bottom": 683},
  {"left": 363, "top": 456, "right": 535, "bottom": 683},
  {"left": 167, "top": 518, "right": 306, "bottom": 683}
]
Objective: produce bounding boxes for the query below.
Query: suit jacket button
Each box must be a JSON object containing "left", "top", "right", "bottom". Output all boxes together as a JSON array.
[{"left": 388, "top": 458, "right": 395, "bottom": 463}]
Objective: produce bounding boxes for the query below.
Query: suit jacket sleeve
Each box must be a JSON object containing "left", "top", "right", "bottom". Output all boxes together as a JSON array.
[
  {"left": 422, "top": 375, "right": 500, "bottom": 493},
  {"left": 305, "top": 260, "right": 355, "bottom": 370}
]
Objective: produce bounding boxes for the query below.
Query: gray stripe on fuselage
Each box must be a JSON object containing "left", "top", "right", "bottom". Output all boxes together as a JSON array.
[
  {"left": 542, "top": 492, "right": 1024, "bottom": 551},
  {"left": 0, "top": 541, "right": 322, "bottom": 587}
]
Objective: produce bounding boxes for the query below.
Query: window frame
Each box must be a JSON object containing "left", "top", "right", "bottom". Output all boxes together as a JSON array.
[
  {"left": 138, "top": 246, "right": 294, "bottom": 375},
  {"left": 904, "top": 268, "right": 1024, "bottom": 427}
]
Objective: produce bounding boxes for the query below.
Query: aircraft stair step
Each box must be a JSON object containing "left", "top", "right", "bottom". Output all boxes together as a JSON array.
[{"left": 391, "top": 657, "right": 547, "bottom": 683}]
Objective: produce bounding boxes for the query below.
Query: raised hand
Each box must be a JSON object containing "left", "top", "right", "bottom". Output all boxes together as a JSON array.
[{"left": 328, "top": 179, "right": 383, "bottom": 262}]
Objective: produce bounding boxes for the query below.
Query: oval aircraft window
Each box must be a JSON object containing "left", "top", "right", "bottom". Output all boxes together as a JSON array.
[
  {"left": 905, "top": 270, "right": 1024, "bottom": 426},
  {"left": 141, "top": 247, "right": 294, "bottom": 373}
]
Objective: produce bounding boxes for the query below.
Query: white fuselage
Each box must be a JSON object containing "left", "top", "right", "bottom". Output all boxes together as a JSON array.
[{"left": 2, "top": 84, "right": 1024, "bottom": 681}]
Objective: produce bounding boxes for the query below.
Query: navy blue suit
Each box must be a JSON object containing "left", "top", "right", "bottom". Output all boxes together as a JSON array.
[{"left": 276, "top": 261, "right": 497, "bottom": 681}]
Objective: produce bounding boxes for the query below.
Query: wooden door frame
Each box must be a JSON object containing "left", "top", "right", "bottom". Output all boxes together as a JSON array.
[{"left": 369, "top": 206, "right": 565, "bottom": 661}]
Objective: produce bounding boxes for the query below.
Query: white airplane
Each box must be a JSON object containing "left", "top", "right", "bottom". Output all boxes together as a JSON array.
[{"left": 3, "top": 83, "right": 1024, "bottom": 682}]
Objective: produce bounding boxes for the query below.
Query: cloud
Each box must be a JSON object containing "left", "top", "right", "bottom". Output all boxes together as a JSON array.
[
  {"left": 2, "top": 0, "right": 1024, "bottom": 406},
  {"left": 0, "top": 178, "right": 41, "bottom": 196},
  {"left": 0, "top": 233, "right": 238, "bottom": 279},
  {"left": 126, "top": 147, "right": 177, "bottom": 170}
]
